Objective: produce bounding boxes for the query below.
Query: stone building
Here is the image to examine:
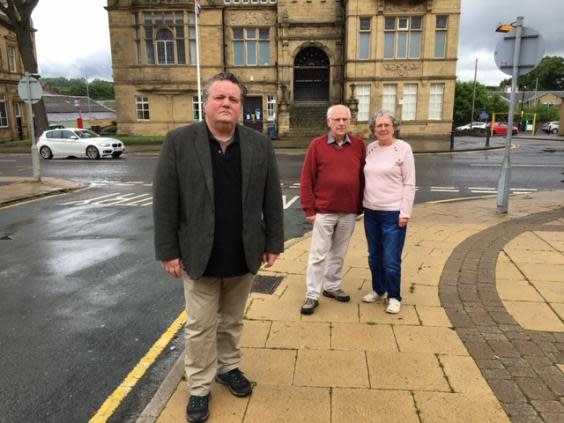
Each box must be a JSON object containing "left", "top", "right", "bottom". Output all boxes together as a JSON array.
[
  {"left": 0, "top": 13, "right": 31, "bottom": 142},
  {"left": 107, "top": 0, "right": 460, "bottom": 139}
]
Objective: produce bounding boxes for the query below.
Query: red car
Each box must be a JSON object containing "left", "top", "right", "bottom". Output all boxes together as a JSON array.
[{"left": 490, "top": 122, "right": 519, "bottom": 136}]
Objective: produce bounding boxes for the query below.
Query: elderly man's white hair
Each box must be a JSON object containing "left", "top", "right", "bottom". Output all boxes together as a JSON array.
[{"left": 326, "top": 105, "right": 352, "bottom": 119}]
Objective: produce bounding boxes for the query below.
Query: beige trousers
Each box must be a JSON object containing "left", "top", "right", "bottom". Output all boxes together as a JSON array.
[{"left": 182, "top": 272, "right": 254, "bottom": 396}]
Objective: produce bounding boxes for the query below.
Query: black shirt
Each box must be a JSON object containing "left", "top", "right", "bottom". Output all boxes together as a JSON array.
[{"left": 203, "top": 127, "right": 249, "bottom": 277}]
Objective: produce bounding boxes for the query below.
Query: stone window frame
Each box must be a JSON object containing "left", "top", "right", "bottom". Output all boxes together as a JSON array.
[
  {"left": 232, "top": 27, "right": 270, "bottom": 66},
  {"left": 382, "top": 84, "right": 397, "bottom": 115},
  {"left": 137, "top": 10, "right": 195, "bottom": 65},
  {"left": 7, "top": 46, "right": 17, "bottom": 73},
  {"left": 0, "top": 97, "right": 9, "bottom": 127},
  {"left": 384, "top": 16, "right": 422, "bottom": 60},
  {"left": 428, "top": 83, "right": 445, "bottom": 120},
  {"left": 358, "top": 17, "right": 371, "bottom": 60},
  {"left": 402, "top": 83, "right": 418, "bottom": 121},
  {"left": 267, "top": 95, "right": 276, "bottom": 121},
  {"left": 434, "top": 15, "right": 448, "bottom": 58},
  {"left": 356, "top": 84, "right": 371, "bottom": 121},
  {"left": 224, "top": 0, "right": 277, "bottom": 4},
  {"left": 136, "top": 96, "right": 150, "bottom": 121}
]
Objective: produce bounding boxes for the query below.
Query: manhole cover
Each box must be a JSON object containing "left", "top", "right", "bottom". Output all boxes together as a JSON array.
[{"left": 251, "top": 275, "right": 284, "bottom": 294}]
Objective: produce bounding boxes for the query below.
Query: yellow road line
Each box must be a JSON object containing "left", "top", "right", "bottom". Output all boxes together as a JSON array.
[{"left": 89, "top": 311, "right": 187, "bottom": 423}]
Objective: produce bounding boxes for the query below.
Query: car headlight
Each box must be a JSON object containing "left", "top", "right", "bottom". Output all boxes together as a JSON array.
[{"left": 101, "top": 143, "right": 111, "bottom": 147}]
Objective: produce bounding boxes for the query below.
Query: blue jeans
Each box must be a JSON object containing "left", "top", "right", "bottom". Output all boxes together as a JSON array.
[{"left": 363, "top": 209, "right": 407, "bottom": 301}]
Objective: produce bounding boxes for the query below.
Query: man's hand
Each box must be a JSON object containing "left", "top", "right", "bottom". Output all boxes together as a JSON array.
[
  {"left": 161, "top": 258, "right": 183, "bottom": 278},
  {"left": 305, "top": 214, "right": 316, "bottom": 224},
  {"left": 262, "top": 252, "right": 279, "bottom": 268},
  {"left": 399, "top": 217, "right": 409, "bottom": 228}
]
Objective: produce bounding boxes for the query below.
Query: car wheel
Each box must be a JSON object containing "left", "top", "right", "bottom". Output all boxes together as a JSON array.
[
  {"left": 39, "top": 146, "right": 53, "bottom": 160},
  {"left": 551, "top": 128, "right": 558, "bottom": 134},
  {"left": 86, "top": 146, "right": 100, "bottom": 160},
  {"left": 111, "top": 152, "right": 122, "bottom": 158}
]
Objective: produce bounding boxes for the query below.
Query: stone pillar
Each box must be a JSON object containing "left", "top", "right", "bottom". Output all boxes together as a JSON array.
[
  {"left": 346, "top": 83, "right": 359, "bottom": 124},
  {"left": 277, "top": 83, "right": 290, "bottom": 136}
]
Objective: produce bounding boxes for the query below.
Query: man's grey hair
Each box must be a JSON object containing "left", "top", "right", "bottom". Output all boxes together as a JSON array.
[
  {"left": 368, "top": 110, "right": 400, "bottom": 133},
  {"left": 202, "top": 72, "right": 248, "bottom": 104},
  {"left": 326, "top": 105, "right": 352, "bottom": 119}
]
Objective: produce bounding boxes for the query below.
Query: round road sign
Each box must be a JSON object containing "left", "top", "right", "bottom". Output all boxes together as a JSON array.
[
  {"left": 17, "top": 75, "right": 43, "bottom": 104},
  {"left": 494, "top": 26, "right": 545, "bottom": 76}
]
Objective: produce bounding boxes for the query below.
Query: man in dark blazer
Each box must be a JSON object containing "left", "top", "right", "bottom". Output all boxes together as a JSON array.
[{"left": 153, "top": 72, "right": 283, "bottom": 423}]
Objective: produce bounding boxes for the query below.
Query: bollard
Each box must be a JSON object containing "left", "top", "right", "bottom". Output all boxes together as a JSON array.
[
  {"left": 450, "top": 130, "right": 454, "bottom": 151},
  {"left": 485, "top": 129, "right": 490, "bottom": 147}
]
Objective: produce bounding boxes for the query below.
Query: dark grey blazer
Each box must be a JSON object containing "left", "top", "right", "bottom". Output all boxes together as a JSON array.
[{"left": 153, "top": 121, "right": 284, "bottom": 280}]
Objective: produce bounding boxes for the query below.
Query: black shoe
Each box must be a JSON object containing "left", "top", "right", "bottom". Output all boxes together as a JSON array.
[
  {"left": 300, "top": 298, "right": 319, "bottom": 315},
  {"left": 187, "top": 394, "right": 210, "bottom": 423},
  {"left": 215, "top": 368, "right": 253, "bottom": 397},
  {"left": 323, "top": 289, "right": 350, "bottom": 302}
]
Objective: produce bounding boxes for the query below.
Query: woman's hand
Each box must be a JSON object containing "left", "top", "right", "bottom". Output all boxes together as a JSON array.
[{"left": 399, "top": 217, "right": 409, "bottom": 228}]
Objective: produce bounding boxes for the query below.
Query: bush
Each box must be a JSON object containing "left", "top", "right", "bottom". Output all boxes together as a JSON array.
[{"left": 100, "top": 124, "right": 117, "bottom": 135}]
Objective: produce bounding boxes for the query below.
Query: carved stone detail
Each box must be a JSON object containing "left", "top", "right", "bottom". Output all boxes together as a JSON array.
[
  {"left": 226, "top": 11, "right": 274, "bottom": 26},
  {"left": 383, "top": 62, "right": 420, "bottom": 76},
  {"left": 385, "top": 0, "right": 426, "bottom": 13}
]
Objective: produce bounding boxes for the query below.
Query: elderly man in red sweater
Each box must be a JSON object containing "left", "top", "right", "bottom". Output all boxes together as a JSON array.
[{"left": 300, "top": 104, "right": 366, "bottom": 315}]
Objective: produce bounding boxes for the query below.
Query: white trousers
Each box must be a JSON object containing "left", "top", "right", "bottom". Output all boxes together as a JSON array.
[
  {"left": 182, "top": 272, "right": 254, "bottom": 396},
  {"left": 306, "top": 213, "right": 356, "bottom": 300}
]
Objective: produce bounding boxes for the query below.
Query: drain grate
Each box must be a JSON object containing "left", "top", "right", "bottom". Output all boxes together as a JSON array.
[{"left": 251, "top": 275, "right": 284, "bottom": 294}]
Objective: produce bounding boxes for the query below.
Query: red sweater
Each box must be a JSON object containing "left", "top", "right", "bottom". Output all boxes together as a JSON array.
[{"left": 300, "top": 133, "right": 365, "bottom": 216}]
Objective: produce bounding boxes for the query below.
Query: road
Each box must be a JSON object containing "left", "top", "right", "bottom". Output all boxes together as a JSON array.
[{"left": 0, "top": 138, "right": 562, "bottom": 422}]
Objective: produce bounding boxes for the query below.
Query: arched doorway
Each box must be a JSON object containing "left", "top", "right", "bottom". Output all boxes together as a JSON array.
[{"left": 293, "top": 47, "right": 330, "bottom": 102}]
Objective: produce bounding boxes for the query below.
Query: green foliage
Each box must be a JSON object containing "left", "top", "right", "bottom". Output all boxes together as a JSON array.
[
  {"left": 500, "top": 56, "right": 564, "bottom": 90},
  {"left": 453, "top": 81, "right": 508, "bottom": 125},
  {"left": 42, "top": 77, "right": 115, "bottom": 100}
]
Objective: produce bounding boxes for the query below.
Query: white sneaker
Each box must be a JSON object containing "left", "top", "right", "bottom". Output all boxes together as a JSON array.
[
  {"left": 386, "top": 298, "right": 401, "bottom": 314},
  {"left": 362, "top": 291, "right": 387, "bottom": 303}
]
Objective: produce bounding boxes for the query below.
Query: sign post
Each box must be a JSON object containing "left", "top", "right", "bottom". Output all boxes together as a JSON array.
[
  {"left": 17, "top": 72, "right": 43, "bottom": 182},
  {"left": 493, "top": 17, "right": 544, "bottom": 213}
]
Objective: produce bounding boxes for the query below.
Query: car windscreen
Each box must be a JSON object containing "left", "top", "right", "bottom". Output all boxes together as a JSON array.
[{"left": 75, "top": 130, "right": 99, "bottom": 139}]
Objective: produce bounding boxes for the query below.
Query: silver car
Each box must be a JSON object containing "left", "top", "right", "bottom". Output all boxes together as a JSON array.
[{"left": 37, "top": 128, "right": 125, "bottom": 160}]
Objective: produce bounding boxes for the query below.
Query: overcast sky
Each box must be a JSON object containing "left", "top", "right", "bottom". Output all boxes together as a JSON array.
[{"left": 32, "top": 0, "right": 564, "bottom": 86}]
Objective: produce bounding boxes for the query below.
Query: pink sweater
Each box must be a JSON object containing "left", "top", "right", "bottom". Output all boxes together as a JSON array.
[{"left": 363, "top": 139, "right": 416, "bottom": 218}]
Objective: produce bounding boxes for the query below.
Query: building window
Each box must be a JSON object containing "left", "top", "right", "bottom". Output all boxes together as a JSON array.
[
  {"left": 0, "top": 98, "right": 8, "bottom": 127},
  {"left": 7, "top": 47, "right": 17, "bottom": 72},
  {"left": 358, "top": 17, "right": 371, "bottom": 60},
  {"left": 428, "top": 83, "right": 444, "bottom": 120},
  {"left": 384, "top": 16, "right": 422, "bottom": 59},
  {"left": 402, "top": 84, "right": 418, "bottom": 121},
  {"left": 356, "top": 85, "right": 371, "bottom": 121},
  {"left": 136, "top": 96, "right": 150, "bottom": 120},
  {"left": 141, "top": 11, "right": 192, "bottom": 65},
  {"left": 435, "top": 15, "right": 448, "bottom": 58},
  {"left": 233, "top": 27, "right": 270, "bottom": 66},
  {"left": 267, "top": 95, "right": 276, "bottom": 121},
  {"left": 382, "top": 84, "right": 397, "bottom": 114},
  {"left": 192, "top": 96, "right": 202, "bottom": 121}
]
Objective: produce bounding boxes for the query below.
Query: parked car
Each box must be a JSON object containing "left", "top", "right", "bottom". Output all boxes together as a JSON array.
[
  {"left": 541, "top": 121, "right": 560, "bottom": 134},
  {"left": 489, "top": 122, "right": 519, "bottom": 136},
  {"left": 48, "top": 124, "right": 65, "bottom": 130},
  {"left": 37, "top": 128, "right": 125, "bottom": 160},
  {"left": 455, "top": 122, "right": 487, "bottom": 131}
]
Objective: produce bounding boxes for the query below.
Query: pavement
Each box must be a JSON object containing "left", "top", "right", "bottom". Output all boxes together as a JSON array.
[{"left": 1, "top": 138, "right": 563, "bottom": 423}]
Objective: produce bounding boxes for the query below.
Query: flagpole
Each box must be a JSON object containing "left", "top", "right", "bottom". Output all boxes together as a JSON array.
[{"left": 195, "top": 0, "right": 202, "bottom": 121}]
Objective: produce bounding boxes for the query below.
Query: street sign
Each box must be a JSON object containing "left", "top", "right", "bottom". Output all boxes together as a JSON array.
[
  {"left": 17, "top": 74, "right": 43, "bottom": 104},
  {"left": 494, "top": 26, "right": 544, "bottom": 76},
  {"left": 479, "top": 111, "right": 489, "bottom": 120}
]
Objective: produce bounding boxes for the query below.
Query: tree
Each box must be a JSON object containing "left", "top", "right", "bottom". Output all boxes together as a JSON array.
[
  {"left": 453, "top": 81, "right": 508, "bottom": 125},
  {"left": 0, "top": 0, "right": 48, "bottom": 135},
  {"left": 42, "top": 77, "right": 115, "bottom": 100},
  {"left": 500, "top": 56, "right": 564, "bottom": 91}
]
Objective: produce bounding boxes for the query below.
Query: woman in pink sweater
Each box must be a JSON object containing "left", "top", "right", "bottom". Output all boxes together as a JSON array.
[{"left": 362, "top": 111, "right": 416, "bottom": 314}]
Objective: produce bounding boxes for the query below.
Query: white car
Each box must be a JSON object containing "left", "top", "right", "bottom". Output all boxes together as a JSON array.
[
  {"left": 37, "top": 128, "right": 125, "bottom": 160},
  {"left": 455, "top": 122, "right": 487, "bottom": 131},
  {"left": 542, "top": 121, "right": 560, "bottom": 134}
]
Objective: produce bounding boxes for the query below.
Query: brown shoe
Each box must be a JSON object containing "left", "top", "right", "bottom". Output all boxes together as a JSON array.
[{"left": 323, "top": 289, "right": 350, "bottom": 302}]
